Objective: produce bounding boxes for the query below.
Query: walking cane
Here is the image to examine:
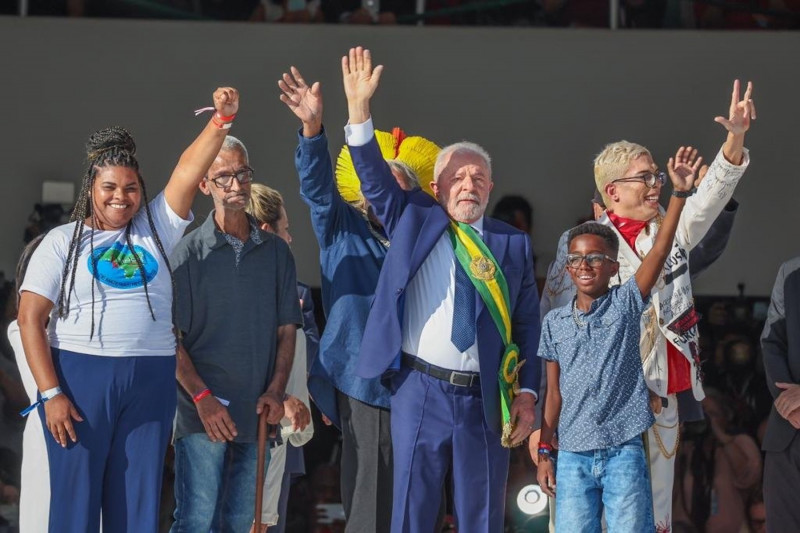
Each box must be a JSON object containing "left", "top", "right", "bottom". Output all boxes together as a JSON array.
[{"left": 254, "top": 409, "right": 268, "bottom": 530}]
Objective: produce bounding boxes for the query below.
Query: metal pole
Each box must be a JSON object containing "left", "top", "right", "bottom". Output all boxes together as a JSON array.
[
  {"left": 609, "top": 0, "right": 619, "bottom": 29},
  {"left": 19, "top": 0, "right": 28, "bottom": 17},
  {"left": 416, "top": 0, "right": 426, "bottom": 26}
]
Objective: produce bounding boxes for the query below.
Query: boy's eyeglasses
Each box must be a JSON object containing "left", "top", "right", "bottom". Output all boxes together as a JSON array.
[
  {"left": 611, "top": 171, "right": 666, "bottom": 189},
  {"left": 566, "top": 253, "right": 617, "bottom": 269},
  {"left": 206, "top": 167, "right": 254, "bottom": 188}
]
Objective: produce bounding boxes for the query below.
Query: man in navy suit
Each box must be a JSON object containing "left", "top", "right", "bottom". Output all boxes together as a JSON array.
[{"left": 341, "top": 47, "right": 541, "bottom": 533}]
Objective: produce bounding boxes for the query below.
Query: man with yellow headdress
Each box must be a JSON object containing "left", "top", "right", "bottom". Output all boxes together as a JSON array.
[{"left": 277, "top": 65, "right": 439, "bottom": 533}]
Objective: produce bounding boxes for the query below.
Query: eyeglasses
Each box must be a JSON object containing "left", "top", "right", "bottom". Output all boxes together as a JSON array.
[
  {"left": 206, "top": 167, "right": 254, "bottom": 188},
  {"left": 566, "top": 253, "right": 617, "bottom": 269},
  {"left": 611, "top": 171, "right": 666, "bottom": 189}
]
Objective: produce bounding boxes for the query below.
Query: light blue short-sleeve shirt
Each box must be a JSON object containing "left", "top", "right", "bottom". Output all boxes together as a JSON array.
[{"left": 538, "top": 277, "right": 654, "bottom": 452}]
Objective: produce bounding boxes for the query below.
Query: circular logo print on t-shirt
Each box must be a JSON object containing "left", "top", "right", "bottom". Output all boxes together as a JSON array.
[{"left": 88, "top": 243, "right": 158, "bottom": 289}]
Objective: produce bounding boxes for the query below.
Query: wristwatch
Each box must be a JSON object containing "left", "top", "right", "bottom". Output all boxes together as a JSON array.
[{"left": 672, "top": 188, "right": 696, "bottom": 198}]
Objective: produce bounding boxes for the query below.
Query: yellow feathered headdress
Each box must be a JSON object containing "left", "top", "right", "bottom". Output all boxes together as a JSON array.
[{"left": 335, "top": 127, "right": 440, "bottom": 205}]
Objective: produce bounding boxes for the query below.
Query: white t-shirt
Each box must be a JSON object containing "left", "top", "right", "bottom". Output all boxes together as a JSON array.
[{"left": 20, "top": 192, "right": 192, "bottom": 357}]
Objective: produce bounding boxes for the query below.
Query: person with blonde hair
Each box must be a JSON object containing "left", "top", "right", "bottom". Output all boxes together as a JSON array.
[
  {"left": 540, "top": 80, "right": 755, "bottom": 532},
  {"left": 247, "top": 182, "right": 316, "bottom": 533}
]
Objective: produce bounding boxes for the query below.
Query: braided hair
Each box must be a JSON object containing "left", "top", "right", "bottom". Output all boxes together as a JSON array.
[{"left": 56, "top": 126, "right": 176, "bottom": 340}]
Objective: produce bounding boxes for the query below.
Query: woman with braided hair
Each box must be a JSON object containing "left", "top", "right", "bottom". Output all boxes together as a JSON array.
[{"left": 17, "top": 87, "right": 239, "bottom": 532}]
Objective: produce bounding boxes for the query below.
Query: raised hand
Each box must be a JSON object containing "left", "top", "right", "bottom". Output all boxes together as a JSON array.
[
  {"left": 667, "top": 146, "right": 703, "bottom": 192},
  {"left": 715, "top": 80, "right": 756, "bottom": 136},
  {"left": 213, "top": 87, "right": 239, "bottom": 118},
  {"left": 279, "top": 66, "right": 323, "bottom": 136},
  {"left": 342, "top": 46, "right": 383, "bottom": 123}
]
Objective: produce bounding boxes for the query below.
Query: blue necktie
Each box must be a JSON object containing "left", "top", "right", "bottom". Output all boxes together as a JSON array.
[{"left": 451, "top": 262, "right": 476, "bottom": 352}]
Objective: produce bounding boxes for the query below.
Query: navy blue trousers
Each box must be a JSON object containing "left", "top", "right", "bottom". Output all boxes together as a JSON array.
[
  {"left": 389, "top": 367, "right": 509, "bottom": 533},
  {"left": 41, "top": 348, "right": 176, "bottom": 533}
]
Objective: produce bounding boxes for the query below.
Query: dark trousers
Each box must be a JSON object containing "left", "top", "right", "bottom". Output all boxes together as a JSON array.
[
  {"left": 389, "top": 367, "right": 509, "bottom": 533},
  {"left": 765, "top": 431, "right": 800, "bottom": 533},
  {"left": 42, "top": 349, "right": 176, "bottom": 533},
  {"left": 337, "top": 390, "right": 393, "bottom": 533}
]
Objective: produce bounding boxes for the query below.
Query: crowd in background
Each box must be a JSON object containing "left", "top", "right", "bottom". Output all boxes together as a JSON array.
[{"left": 3, "top": 0, "right": 800, "bottom": 29}]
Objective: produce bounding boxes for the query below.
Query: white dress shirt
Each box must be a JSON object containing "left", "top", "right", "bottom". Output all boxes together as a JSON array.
[{"left": 402, "top": 222, "right": 483, "bottom": 372}]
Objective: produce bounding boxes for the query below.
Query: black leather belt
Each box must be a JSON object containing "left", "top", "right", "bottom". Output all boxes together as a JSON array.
[{"left": 401, "top": 354, "right": 480, "bottom": 388}]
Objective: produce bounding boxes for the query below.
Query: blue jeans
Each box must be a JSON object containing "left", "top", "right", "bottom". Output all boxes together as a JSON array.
[
  {"left": 171, "top": 433, "right": 270, "bottom": 533},
  {"left": 555, "top": 436, "right": 654, "bottom": 533}
]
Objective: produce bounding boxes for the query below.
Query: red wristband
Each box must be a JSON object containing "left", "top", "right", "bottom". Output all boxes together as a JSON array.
[
  {"left": 211, "top": 115, "right": 234, "bottom": 130},
  {"left": 193, "top": 388, "right": 211, "bottom": 403},
  {"left": 215, "top": 112, "right": 236, "bottom": 122},
  {"left": 538, "top": 441, "right": 553, "bottom": 452}
]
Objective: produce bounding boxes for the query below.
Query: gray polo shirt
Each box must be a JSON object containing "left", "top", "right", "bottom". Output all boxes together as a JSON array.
[
  {"left": 538, "top": 277, "right": 654, "bottom": 452},
  {"left": 171, "top": 213, "right": 302, "bottom": 442}
]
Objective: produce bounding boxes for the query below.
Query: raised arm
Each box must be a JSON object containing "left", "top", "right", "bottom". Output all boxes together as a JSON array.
[
  {"left": 342, "top": 46, "right": 407, "bottom": 234},
  {"left": 716, "top": 80, "right": 755, "bottom": 166},
  {"left": 688, "top": 198, "right": 737, "bottom": 280},
  {"left": 677, "top": 81, "right": 753, "bottom": 249},
  {"left": 163, "top": 87, "right": 239, "bottom": 219},
  {"left": 280, "top": 66, "right": 323, "bottom": 140},
  {"left": 634, "top": 147, "right": 699, "bottom": 297},
  {"left": 279, "top": 67, "right": 344, "bottom": 246}
]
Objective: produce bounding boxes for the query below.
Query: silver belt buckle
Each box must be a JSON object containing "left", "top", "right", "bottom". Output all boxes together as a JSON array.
[{"left": 449, "top": 371, "right": 473, "bottom": 387}]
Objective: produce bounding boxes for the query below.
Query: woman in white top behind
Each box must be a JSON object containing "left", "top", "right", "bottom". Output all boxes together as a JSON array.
[{"left": 9, "top": 234, "right": 48, "bottom": 533}]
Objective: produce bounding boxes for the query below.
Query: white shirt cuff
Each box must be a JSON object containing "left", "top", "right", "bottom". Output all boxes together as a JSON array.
[
  {"left": 519, "top": 388, "right": 538, "bottom": 403},
  {"left": 343, "top": 117, "right": 374, "bottom": 147}
]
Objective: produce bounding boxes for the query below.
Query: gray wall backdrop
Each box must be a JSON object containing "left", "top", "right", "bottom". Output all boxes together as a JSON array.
[{"left": 1, "top": 17, "right": 796, "bottom": 296}]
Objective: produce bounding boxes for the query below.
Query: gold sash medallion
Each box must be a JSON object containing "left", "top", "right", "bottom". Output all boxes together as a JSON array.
[{"left": 470, "top": 256, "right": 496, "bottom": 281}]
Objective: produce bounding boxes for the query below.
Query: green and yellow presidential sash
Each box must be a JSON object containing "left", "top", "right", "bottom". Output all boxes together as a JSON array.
[{"left": 447, "top": 221, "right": 525, "bottom": 448}]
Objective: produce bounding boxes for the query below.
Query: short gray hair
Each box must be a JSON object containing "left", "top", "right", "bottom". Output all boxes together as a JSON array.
[
  {"left": 433, "top": 141, "right": 492, "bottom": 183},
  {"left": 387, "top": 160, "right": 420, "bottom": 190},
  {"left": 221, "top": 135, "right": 249, "bottom": 164}
]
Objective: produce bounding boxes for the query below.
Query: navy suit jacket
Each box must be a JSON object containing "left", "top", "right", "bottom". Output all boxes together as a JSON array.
[{"left": 350, "top": 135, "right": 542, "bottom": 434}]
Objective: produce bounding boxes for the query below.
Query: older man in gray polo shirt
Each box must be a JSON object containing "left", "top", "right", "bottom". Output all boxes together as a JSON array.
[{"left": 170, "top": 136, "right": 302, "bottom": 533}]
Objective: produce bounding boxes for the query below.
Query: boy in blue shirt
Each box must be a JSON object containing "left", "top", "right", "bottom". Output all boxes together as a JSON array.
[{"left": 536, "top": 148, "right": 700, "bottom": 532}]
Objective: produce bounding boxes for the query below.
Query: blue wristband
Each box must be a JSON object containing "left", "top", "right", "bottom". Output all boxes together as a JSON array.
[{"left": 20, "top": 386, "right": 62, "bottom": 417}]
